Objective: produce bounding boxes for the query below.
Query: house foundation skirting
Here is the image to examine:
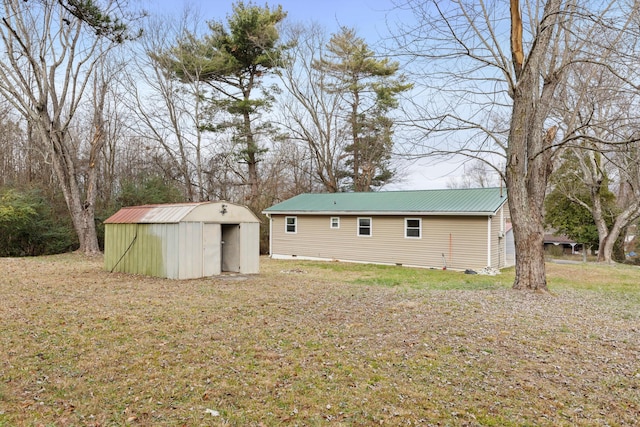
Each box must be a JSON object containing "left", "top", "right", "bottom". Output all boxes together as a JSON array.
[{"left": 269, "top": 253, "right": 462, "bottom": 271}]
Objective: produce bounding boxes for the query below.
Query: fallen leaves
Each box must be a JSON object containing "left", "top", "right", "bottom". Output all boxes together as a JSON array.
[{"left": 0, "top": 254, "right": 638, "bottom": 426}]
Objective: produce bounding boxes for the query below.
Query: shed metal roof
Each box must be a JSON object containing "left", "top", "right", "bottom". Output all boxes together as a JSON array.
[
  {"left": 263, "top": 187, "right": 507, "bottom": 216},
  {"left": 104, "top": 203, "right": 206, "bottom": 224}
]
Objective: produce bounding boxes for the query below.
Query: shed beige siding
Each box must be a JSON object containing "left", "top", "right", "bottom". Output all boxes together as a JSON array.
[
  {"left": 105, "top": 222, "right": 207, "bottom": 279},
  {"left": 183, "top": 201, "right": 259, "bottom": 223},
  {"left": 240, "top": 222, "right": 260, "bottom": 274},
  {"left": 105, "top": 223, "right": 174, "bottom": 278},
  {"left": 270, "top": 214, "right": 495, "bottom": 270},
  {"left": 104, "top": 201, "right": 260, "bottom": 279},
  {"left": 177, "top": 222, "right": 205, "bottom": 279},
  {"left": 202, "top": 223, "right": 222, "bottom": 276}
]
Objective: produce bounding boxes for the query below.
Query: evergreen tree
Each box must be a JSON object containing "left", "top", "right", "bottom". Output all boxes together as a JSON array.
[
  {"left": 153, "top": 1, "right": 287, "bottom": 207},
  {"left": 313, "top": 27, "right": 411, "bottom": 191}
]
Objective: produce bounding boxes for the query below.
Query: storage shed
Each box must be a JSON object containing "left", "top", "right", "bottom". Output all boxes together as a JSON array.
[{"left": 104, "top": 201, "right": 260, "bottom": 279}]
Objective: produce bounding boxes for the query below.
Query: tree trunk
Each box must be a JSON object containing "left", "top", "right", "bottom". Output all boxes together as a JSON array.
[
  {"left": 598, "top": 234, "right": 616, "bottom": 263},
  {"left": 505, "top": 77, "right": 553, "bottom": 292},
  {"left": 506, "top": 0, "right": 562, "bottom": 291},
  {"left": 592, "top": 198, "right": 613, "bottom": 263},
  {"left": 40, "top": 120, "right": 101, "bottom": 255},
  {"left": 75, "top": 206, "right": 101, "bottom": 255},
  {"left": 506, "top": 151, "right": 549, "bottom": 291},
  {"left": 243, "top": 109, "right": 260, "bottom": 206},
  {"left": 351, "top": 91, "right": 362, "bottom": 192},
  {"left": 53, "top": 143, "right": 101, "bottom": 255},
  {"left": 596, "top": 203, "right": 640, "bottom": 263},
  {"left": 510, "top": 208, "right": 547, "bottom": 290}
]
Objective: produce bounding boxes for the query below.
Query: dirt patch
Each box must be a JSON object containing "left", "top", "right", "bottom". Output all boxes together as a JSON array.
[{"left": 0, "top": 254, "right": 638, "bottom": 426}]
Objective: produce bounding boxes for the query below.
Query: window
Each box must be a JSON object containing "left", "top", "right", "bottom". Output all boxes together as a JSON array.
[
  {"left": 405, "top": 218, "right": 421, "bottom": 238},
  {"left": 358, "top": 217, "right": 372, "bottom": 236},
  {"left": 285, "top": 216, "right": 297, "bottom": 233},
  {"left": 330, "top": 217, "right": 340, "bottom": 229}
]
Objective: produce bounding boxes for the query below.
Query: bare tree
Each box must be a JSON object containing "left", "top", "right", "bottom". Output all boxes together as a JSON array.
[
  {"left": 0, "top": 0, "right": 140, "bottom": 254},
  {"left": 124, "top": 9, "right": 216, "bottom": 202},
  {"left": 446, "top": 159, "right": 501, "bottom": 189},
  {"left": 552, "top": 63, "right": 640, "bottom": 263},
  {"left": 0, "top": 104, "right": 24, "bottom": 187},
  {"left": 393, "top": 0, "right": 640, "bottom": 290},
  {"left": 277, "top": 23, "right": 349, "bottom": 193},
  {"left": 94, "top": 57, "right": 133, "bottom": 210}
]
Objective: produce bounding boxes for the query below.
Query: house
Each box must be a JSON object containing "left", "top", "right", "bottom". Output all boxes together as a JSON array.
[
  {"left": 104, "top": 201, "right": 260, "bottom": 279},
  {"left": 263, "top": 188, "right": 510, "bottom": 271},
  {"left": 543, "top": 233, "right": 582, "bottom": 255}
]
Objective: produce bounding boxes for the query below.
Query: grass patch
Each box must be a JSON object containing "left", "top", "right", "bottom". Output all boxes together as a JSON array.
[
  {"left": 0, "top": 255, "right": 638, "bottom": 426},
  {"left": 546, "top": 261, "right": 640, "bottom": 292},
  {"left": 287, "top": 260, "right": 512, "bottom": 290}
]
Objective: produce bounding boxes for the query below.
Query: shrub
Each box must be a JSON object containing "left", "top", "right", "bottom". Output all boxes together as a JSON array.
[{"left": 0, "top": 188, "right": 75, "bottom": 256}]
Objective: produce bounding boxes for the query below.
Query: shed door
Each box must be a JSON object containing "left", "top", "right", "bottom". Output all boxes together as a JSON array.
[
  {"left": 221, "top": 224, "right": 241, "bottom": 273},
  {"left": 202, "top": 223, "right": 221, "bottom": 276}
]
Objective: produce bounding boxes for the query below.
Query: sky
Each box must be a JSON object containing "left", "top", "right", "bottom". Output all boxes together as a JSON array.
[
  {"left": 147, "top": 0, "right": 466, "bottom": 190},
  {"left": 152, "top": 0, "right": 401, "bottom": 45}
]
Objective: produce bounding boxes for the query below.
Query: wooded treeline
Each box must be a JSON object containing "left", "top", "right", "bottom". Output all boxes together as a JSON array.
[
  {"left": 0, "top": 0, "right": 409, "bottom": 256},
  {"left": 1, "top": 0, "right": 640, "bottom": 291}
]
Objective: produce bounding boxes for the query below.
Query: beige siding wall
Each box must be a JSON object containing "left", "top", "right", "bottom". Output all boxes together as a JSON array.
[{"left": 270, "top": 214, "right": 494, "bottom": 270}]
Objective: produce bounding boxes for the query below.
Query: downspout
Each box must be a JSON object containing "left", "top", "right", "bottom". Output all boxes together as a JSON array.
[{"left": 487, "top": 216, "right": 492, "bottom": 267}]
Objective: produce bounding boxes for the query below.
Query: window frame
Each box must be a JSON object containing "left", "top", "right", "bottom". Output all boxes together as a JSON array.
[
  {"left": 285, "top": 216, "right": 297, "bottom": 234},
  {"left": 405, "top": 217, "right": 422, "bottom": 239},
  {"left": 357, "top": 217, "right": 372, "bottom": 237},
  {"left": 330, "top": 216, "right": 340, "bottom": 229}
]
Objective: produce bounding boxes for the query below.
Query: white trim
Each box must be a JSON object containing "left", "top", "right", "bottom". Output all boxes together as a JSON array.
[
  {"left": 404, "top": 217, "right": 422, "bottom": 239},
  {"left": 357, "top": 217, "right": 372, "bottom": 237},
  {"left": 285, "top": 216, "right": 297, "bottom": 234},
  {"left": 330, "top": 216, "right": 340, "bottom": 229},
  {"left": 487, "top": 216, "right": 492, "bottom": 267}
]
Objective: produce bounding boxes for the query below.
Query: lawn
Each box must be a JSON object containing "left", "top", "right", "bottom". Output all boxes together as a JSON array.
[{"left": 0, "top": 254, "right": 639, "bottom": 426}]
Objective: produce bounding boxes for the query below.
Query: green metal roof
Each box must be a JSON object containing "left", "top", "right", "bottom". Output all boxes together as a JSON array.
[{"left": 263, "top": 187, "right": 507, "bottom": 216}]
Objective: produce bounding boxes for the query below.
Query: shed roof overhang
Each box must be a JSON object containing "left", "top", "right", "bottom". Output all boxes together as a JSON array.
[
  {"left": 105, "top": 201, "right": 260, "bottom": 224},
  {"left": 263, "top": 188, "right": 508, "bottom": 217}
]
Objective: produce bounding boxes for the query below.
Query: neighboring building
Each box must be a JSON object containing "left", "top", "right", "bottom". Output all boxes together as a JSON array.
[
  {"left": 543, "top": 233, "right": 582, "bottom": 255},
  {"left": 263, "top": 188, "right": 510, "bottom": 271},
  {"left": 104, "top": 201, "right": 260, "bottom": 279}
]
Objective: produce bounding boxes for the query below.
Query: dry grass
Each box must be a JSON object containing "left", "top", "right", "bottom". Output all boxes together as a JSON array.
[{"left": 0, "top": 254, "right": 639, "bottom": 426}]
